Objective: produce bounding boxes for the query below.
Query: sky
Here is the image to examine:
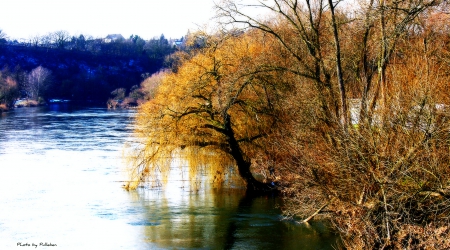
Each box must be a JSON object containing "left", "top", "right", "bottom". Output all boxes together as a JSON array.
[{"left": 0, "top": 0, "right": 222, "bottom": 41}]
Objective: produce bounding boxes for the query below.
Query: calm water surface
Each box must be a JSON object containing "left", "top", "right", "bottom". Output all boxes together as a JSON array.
[{"left": 0, "top": 105, "right": 338, "bottom": 249}]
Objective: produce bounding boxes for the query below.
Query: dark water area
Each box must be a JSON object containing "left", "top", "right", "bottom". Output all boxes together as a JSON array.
[{"left": 0, "top": 105, "right": 339, "bottom": 249}]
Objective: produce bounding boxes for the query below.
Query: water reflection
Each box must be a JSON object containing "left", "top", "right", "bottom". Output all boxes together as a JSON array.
[{"left": 129, "top": 187, "right": 338, "bottom": 249}]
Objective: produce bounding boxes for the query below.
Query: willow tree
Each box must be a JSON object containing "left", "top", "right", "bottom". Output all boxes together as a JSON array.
[{"left": 125, "top": 30, "right": 289, "bottom": 191}]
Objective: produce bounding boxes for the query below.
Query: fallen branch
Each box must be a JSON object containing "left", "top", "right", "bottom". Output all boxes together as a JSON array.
[{"left": 298, "top": 198, "right": 335, "bottom": 224}]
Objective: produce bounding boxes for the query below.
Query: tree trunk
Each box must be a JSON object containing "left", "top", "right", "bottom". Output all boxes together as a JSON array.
[
  {"left": 328, "top": 0, "right": 348, "bottom": 131},
  {"left": 224, "top": 115, "right": 277, "bottom": 193}
]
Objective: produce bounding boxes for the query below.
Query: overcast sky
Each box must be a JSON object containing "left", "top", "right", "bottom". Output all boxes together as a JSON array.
[{"left": 0, "top": 0, "right": 221, "bottom": 40}]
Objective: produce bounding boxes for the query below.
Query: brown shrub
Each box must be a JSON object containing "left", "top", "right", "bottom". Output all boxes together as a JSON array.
[{"left": 270, "top": 31, "right": 450, "bottom": 249}]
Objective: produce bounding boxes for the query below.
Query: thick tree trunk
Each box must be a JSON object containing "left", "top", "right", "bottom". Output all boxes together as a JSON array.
[{"left": 224, "top": 115, "right": 277, "bottom": 193}]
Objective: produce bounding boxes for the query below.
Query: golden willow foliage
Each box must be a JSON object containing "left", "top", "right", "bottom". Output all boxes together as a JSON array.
[{"left": 125, "top": 30, "right": 288, "bottom": 190}]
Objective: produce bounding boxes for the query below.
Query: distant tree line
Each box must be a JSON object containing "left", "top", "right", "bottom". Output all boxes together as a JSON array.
[{"left": 0, "top": 29, "right": 183, "bottom": 109}]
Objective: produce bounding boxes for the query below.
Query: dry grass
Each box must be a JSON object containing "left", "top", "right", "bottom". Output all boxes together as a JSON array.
[{"left": 0, "top": 103, "right": 7, "bottom": 112}]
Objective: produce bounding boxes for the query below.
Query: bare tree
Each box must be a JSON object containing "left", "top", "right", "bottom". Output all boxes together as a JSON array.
[
  {"left": 0, "top": 29, "right": 7, "bottom": 44},
  {"left": 217, "top": 0, "right": 444, "bottom": 130},
  {"left": 0, "top": 29, "right": 7, "bottom": 39},
  {"left": 40, "top": 34, "right": 53, "bottom": 48},
  {"left": 27, "top": 66, "right": 52, "bottom": 101},
  {"left": 29, "top": 35, "right": 41, "bottom": 47},
  {"left": 217, "top": 0, "right": 348, "bottom": 130},
  {"left": 52, "top": 30, "right": 70, "bottom": 49},
  {"left": 360, "top": 0, "right": 444, "bottom": 123}
]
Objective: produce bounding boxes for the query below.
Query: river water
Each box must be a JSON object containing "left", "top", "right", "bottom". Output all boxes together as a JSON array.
[{"left": 0, "top": 105, "right": 338, "bottom": 249}]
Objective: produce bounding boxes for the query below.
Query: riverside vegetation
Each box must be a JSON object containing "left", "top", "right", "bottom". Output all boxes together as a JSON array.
[{"left": 124, "top": 0, "right": 450, "bottom": 249}]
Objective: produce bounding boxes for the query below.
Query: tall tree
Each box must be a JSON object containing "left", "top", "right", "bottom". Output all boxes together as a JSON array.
[
  {"left": 217, "top": 0, "right": 443, "bottom": 129},
  {"left": 52, "top": 30, "right": 70, "bottom": 49},
  {"left": 27, "top": 66, "right": 52, "bottom": 100},
  {"left": 75, "top": 34, "right": 86, "bottom": 51},
  {"left": 217, "top": 0, "right": 346, "bottom": 130}
]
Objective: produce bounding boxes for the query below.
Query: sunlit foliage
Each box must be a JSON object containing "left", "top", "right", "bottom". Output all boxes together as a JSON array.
[
  {"left": 125, "top": 30, "right": 289, "bottom": 191},
  {"left": 0, "top": 69, "right": 19, "bottom": 109},
  {"left": 140, "top": 70, "right": 169, "bottom": 101}
]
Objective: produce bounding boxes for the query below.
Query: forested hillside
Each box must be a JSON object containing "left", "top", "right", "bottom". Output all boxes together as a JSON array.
[{"left": 0, "top": 31, "right": 179, "bottom": 108}]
